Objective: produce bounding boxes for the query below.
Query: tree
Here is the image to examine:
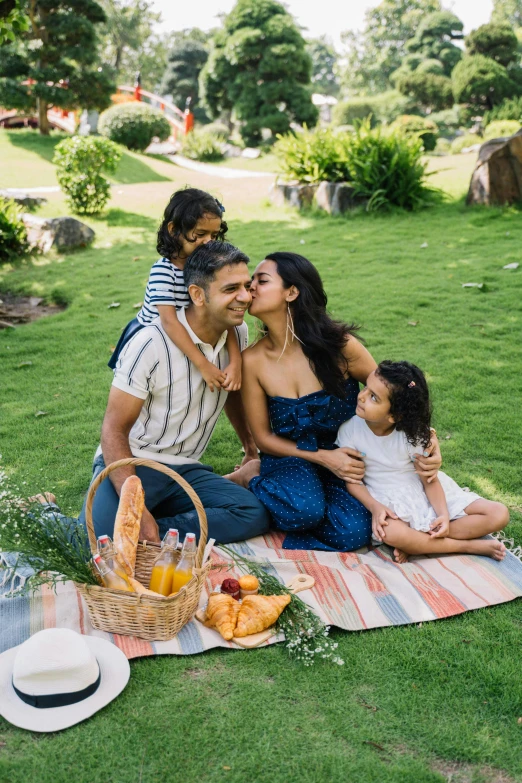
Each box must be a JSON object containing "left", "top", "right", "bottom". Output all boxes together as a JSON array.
[
  {"left": 161, "top": 30, "right": 210, "bottom": 120},
  {"left": 200, "top": 0, "right": 318, "bottom": 145},
  {"left": 307, "top": 36, "right": 340, "bottom": 97},
  {"left": 465, "top": 22, "right": 519, "bottom": 66},
  {"left": 492, "top": 0, "right": 522, "bottom": 29},
  {"left": 404, "top": 11, "right": 463, "bottom": 75},
  {"left": 341, "top": 0, "right": 441, "bottom": 95},
  {"left": 0, "top": 0, "right": 29, "bottom": 43},
  {"left": 97, "top": 0, "right": 166, "bottom": 92},
  {"left": 394, "top": 70, "right": 453, "bottom": 110},
  {"left": 0, "top": 0, "right": 115, "bottom": 135},
  {"left": 452, "top": 54, "right": 514, "bottom": 111}
]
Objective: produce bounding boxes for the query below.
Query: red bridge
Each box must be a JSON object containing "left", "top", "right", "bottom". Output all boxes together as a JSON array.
[{"left": 0, "top": 85, "right": 192, "bottom": 137}]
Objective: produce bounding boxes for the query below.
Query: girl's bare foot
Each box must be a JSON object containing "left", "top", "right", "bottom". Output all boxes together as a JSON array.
[
  {"left": 28, "top": 492, "right": 56, "bottom": 505},
  {"left": 393, "top": 548, "right": 409, "bottom": 564},
  {"left": 469, "top": 538, "right": 506, "bottom": 561},
  {"left": 224, "top": 459, "right": 261, "bottom": 488}
]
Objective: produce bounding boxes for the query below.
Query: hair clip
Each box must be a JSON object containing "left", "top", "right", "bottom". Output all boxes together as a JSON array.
[
  {"left": 408, "top": 381, "right": 416, "bottom": 388},
  {"left": 215, "top": 199, "right": 226, "bottom": 214}
]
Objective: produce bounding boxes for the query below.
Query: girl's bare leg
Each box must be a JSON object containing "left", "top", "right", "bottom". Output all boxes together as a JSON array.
[
  {"left": 382, "top": 517, "right": 506, "bottom": 561},
  {"left": 447, "top": 499, "right": 509, "bottom": 540},
  {"left": 223, "top": 459, "right": 261, "bottom": 487}
]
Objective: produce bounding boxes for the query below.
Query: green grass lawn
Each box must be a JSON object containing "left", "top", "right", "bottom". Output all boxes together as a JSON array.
[{"left": 1, "top": 129, "right": 522, "bottom": 783}]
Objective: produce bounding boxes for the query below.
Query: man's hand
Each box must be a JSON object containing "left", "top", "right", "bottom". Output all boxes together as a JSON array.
[
  {"left": 321, "top": 447, "right": 365, "bottom": 483},
  {"left": 413, "top": 433, "right": 442, "bottom": 484},
  {"left": 140, "top": 507, "right": 160, "bottom": 543},
  {"left": 429, "top": 514, "right": 450, "bottom": 538},
  {"left": 371, "top": 503, "right": 398, "bottom": 541}
]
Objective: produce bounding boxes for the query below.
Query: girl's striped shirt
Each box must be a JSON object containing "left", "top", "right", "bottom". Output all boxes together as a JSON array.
[{"left": 137, "top": 258, "right": 190, "bottom": 325}]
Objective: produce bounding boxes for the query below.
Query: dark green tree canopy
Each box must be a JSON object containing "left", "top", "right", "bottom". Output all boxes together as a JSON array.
[
  {"left": 200, "top": 0, "right": 317, "bottom": 145},
  {"left": 491, "top": 0, "right": 522, "bottom": 29},
  {"left": 394, "top": 69, "right": 453, "bottom": 110},
  {"left": 161, "top": 31, "right": 209, "bottom": 120},
  {"left": 465, "top": 22, "right": 519, "bottom": 66},
  {"left": 452, "top": 53, "right": 514, "bottom": 110},
  {"left": 405, "top": 11, "right": 463, "bottom": 75},
  {"left": 0, "top": 0, "right": 114, "bottom": 133}
]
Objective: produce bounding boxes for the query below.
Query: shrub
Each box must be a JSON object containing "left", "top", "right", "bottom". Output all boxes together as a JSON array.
[
  {"left": 429, "top": 106, "right": 463, "bottom": 138},
  {"left": 274, "top": 121, "right": 440, "bottom": 210},
  {"left": 0, "top": 197, "right": 28, "bottom": 261},
  {"left": 273, "top": 127, "right": 349, "bottom": 183},
  {"left": 484, "top": 96, "right": 522, "bottom": 124},
  {"left": 449, "top": 133, "right": 482, "bottom": 153},
  {"left": 181, "top": 129, "right": 224, "bottom": 162},
  {"left": 484, "top": 120, "right": 521, "bottom": 139},
  {"left": 204, "top": 121, "right": 230, "bottom": 141},
  {"left": 332, "top": 91, "right": 418, "bottom": 127},
  {"left": 98, "top": 103, "right": 171, "bottom": 151},
  {"left": 389, "top": 115, "right": 439, "bottom": 151},
  {"left": 434, "top": 137, "right": 451, "bottom": 154},
  {"left": 452, "top": 55, "right": 512, "bottom": 111},
  {"left": 53, "top": 136, "right": 122, "bottom": 215},
  {"left": 343, "top": 121, "right": 441, "bottom": 211}
]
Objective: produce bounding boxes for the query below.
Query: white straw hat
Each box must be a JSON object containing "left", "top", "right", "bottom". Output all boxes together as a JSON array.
[{"left": 0, "top": 628, "right": 130, "bottom": 732}]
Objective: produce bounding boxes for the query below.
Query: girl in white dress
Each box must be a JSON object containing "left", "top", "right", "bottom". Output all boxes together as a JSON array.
[{"left": 336, "top": 360, "right": 508, "bottom": 562}]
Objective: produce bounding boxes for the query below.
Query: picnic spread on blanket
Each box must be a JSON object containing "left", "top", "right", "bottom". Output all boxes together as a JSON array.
[{"left": 2, "top": 461, "right": 522, "bottom": 731}]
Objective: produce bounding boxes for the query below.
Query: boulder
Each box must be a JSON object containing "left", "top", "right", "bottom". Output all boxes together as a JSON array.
[
  {"left": 0, "top": 189, "right": 47, "bottom": 210},
  {"left": 269, "top": 182, "right": 318, "bottom": 209},
  {"left": 467, "top": 129, "right": 522, "bottom": 206},
  {"left": 22, "top": 215, "right": 95, "bottom": 252},
  {"left": 315, "top": 182, "right": 361, "bottom": 215}
]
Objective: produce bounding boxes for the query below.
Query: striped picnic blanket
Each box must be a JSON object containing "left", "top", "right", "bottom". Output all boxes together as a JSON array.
[{"left": 2, "top": 531, "right": 521, "bottom": 659}]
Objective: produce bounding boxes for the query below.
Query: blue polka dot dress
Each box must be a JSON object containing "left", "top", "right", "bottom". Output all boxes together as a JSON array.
[{"left": 249, "top": 378, "right": 372, "bottom": 551}]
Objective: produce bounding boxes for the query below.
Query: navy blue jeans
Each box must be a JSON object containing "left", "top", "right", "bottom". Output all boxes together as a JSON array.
[{"left": 79, "top": 455, "right": 270, "bottom": 544}]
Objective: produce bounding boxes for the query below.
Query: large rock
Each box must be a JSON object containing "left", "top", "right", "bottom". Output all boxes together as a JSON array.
[
  {"left": 22, "top": 215, "right": 95, "bottom": 252},
  {"left": 315, "top": 182, "right": 362, "bottom": 214},
  {"left": 0, "top": 189, "right": 47, "bottom": 210},
  {"left": 467, "top": 129, "right": 522, "bottom": 206},
  {"left": 269, "top": 182, "right": 318, "bottom": 209}
]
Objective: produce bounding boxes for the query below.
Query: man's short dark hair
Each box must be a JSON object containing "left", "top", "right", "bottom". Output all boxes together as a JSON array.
[{"left": 183, "top": 241, "right": 249, "bottom": 293}]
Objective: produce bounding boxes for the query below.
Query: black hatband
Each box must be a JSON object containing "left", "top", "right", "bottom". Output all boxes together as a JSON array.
[{"left": 13, "top": 668, "right": 101, "bottom": 709}]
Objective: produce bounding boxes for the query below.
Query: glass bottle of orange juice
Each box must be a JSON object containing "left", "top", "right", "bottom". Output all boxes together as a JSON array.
[
  {"left": 92, "top": 554, "right": 133, "bottom": 591},
  {"left": 96, "top": 535, "right": 128, "bottom": 580},
  {"left": 148, "top": 529, "right": 179, "bottom": 596},
  {"left": 171, "top": 532, "right": 196, "bottom": 594}
]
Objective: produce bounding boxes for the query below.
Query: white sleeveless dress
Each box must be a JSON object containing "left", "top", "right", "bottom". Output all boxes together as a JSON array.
[{"left": 335, "top": 416, "right": 481, "bottom": 533}]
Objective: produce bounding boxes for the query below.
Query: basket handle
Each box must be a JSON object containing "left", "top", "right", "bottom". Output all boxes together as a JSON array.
[{"left": 84, "top": 457, "right": 208, "bottom": 569}]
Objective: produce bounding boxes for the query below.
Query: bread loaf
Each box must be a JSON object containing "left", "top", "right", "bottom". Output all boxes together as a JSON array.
[
  {"left": 113, "top": 475, "right": 145, "bottom": 577},
  {"left": 128, "top": 576, "right": 165, "bottom": 598}
]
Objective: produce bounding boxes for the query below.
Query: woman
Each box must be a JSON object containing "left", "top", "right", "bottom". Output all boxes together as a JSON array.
[{"left": 229, "top": 252, "right": 441, "bottom": 551}]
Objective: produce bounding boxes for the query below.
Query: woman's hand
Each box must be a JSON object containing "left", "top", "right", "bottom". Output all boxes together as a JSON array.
[
  {"left": 413, "top": 431, "right": 441, "bottom": 484},
  {"left": 371, "top": 502, "right": 398, "bottom": 542},
  {"left": 320, "top": 447, "right": 366, "bottom": 483}
]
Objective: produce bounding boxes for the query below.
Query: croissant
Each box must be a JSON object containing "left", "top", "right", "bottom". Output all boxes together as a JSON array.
[
  {"left": 204, "top": 593, "right": 241, "bottom": 641},
  {"left": 234, "top": 594, "right": 291, "bottom": 638}
]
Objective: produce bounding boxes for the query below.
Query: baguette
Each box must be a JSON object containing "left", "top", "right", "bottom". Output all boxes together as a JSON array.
[
  {"left": 113, "top": 475, "right": 145, "bottom": 577},
  {"left": 128, "top": 576, "right": 165, "bottom": 598}
]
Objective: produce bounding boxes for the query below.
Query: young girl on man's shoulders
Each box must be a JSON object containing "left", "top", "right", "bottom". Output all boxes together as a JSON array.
[{"left": 108, "top": 187, "right": 242, "bottom": 392}]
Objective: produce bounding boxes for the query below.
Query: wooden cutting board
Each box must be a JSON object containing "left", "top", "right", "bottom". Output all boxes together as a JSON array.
[{"left": 195, "top": 573, "right": 315, "bottom": 648}]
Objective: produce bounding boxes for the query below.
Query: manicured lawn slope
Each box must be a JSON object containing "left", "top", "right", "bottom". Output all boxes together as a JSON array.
[{"left": 0, "top": 131, "right": 521, "bottom": 783}]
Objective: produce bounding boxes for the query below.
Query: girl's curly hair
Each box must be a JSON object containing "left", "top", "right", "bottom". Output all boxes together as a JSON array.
[
  {"left": 157, "top": 187, "right": 228, "bottom": 259},
  {"left": 376, "top": 360, "right": 432, "bottom": 449}
]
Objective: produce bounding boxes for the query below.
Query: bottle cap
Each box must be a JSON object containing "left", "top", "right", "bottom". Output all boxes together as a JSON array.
[
  {"left": 97, "top": 535, "right": 109, "bottom": 543},
  {"left": 167, "top": 529, "right": 179, "bottom": 537},
  {"left": 185, "top": 533, "right": 196, "bottom": 541},
  {"left": 93, "top": 554, "right": 102, "bottom": 563}
]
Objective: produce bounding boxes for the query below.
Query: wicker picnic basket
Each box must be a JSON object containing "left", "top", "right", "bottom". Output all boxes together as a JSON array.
[{"left": 76, "top": 457, "right": 211, "bottom": 641}]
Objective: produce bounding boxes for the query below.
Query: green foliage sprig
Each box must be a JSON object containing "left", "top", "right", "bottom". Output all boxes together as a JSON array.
[
  {"left": 0, "top": 468, "right": 97, "bottom": 593},
  {"left": 0, "top": 197, "right": 29, "bottom": 262},
  {"left": 217, "top": 545, "right": 344, "bottom": 666},
  {"left": 99, "top": 102, "right": 171, "bottom": 151},
  {"left": 53, "top": 135, "right": 122, "bottom": 215}
]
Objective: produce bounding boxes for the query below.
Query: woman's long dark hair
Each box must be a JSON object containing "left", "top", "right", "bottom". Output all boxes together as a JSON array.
[
  {"left": 264, "top": 252, "right": 360, "bottom": 398},
  {"left": 156, "top": 187, "right": 228, "bottom": 260}
]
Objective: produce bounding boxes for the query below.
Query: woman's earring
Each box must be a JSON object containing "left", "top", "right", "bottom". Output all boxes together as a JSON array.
[{"left": 277, "top": 303, "right": 304, "bottom": 362}]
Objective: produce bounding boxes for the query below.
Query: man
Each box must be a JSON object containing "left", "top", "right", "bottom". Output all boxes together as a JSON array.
[{"left": 79, "top": 241, "right": 269, "bottom": 544}]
